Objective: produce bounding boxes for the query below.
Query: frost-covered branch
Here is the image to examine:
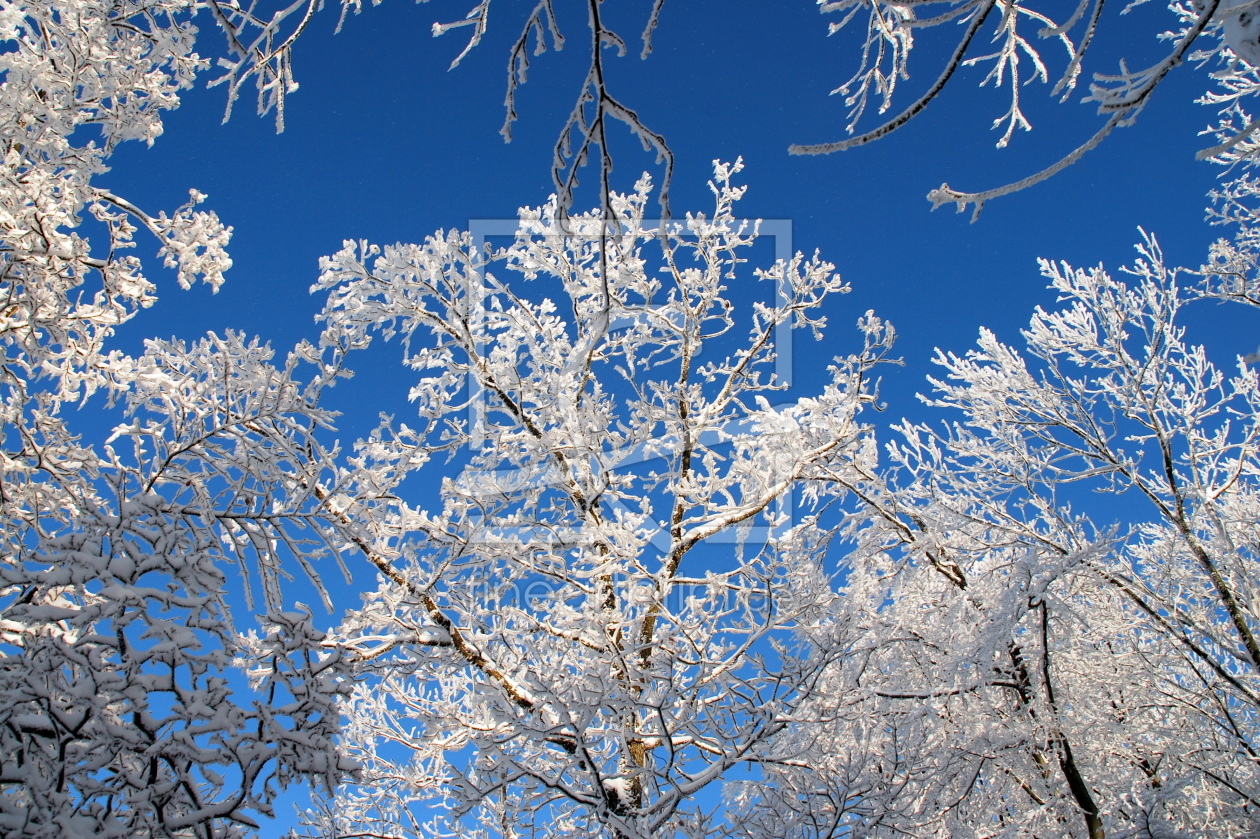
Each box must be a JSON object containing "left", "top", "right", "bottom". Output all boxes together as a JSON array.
[
  {"left": 801, "top": 235, "right": 1260, "bottom": 837},
  {"left": 801, "top": 0, "right": 1260, "bottom": 218},
  {"left": 297, "top": 162, "right": 884, "bottom": 839},
  {"left": 428, "top": 0, "right": 674, "bottom": 221}
]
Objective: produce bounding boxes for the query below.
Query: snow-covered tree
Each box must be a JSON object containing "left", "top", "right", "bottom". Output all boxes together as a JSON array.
[
  {"left": 728, "top": 236, "right": 1259, "bottom": 838},
  {"left": 4, "top": 0, "right": 1259, "bottom": 836},
  {"left": 294, "top": 162, "right": 897, "bottom": 838},
  {"left": 0, "top": 0, "right": 375, "bottom": 834}
]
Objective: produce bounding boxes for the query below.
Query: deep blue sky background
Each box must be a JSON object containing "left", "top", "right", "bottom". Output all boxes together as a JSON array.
[
  {"left": 95, "top": 1, "right": 1259, "bottom": 831},
  {"left": 102, "top": 0, "right": 1256, "bottom": 412}
]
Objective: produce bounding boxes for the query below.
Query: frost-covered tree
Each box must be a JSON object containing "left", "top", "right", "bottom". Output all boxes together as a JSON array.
[
  {"left": 728, "top": 237, "right": 1259, "bottom": 838},
  {"left": 0, "top": 0, "right": 376, "bottom": 834},
  {"left": 294, "top": 162, "right": 896, "bottom": 838},
  {"left": 5, "top": 0, "right": 1259, "bottom": 836},
  {"left": 290, "top": 172, "right": 1260, "bottom": 839}
]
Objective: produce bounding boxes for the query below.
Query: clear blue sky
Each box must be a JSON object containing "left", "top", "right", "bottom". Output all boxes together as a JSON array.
[
  {"left": 94, "top": 3, "right": 1259, "bottom": 830},
  {"left": 101, "top": 0, "right": 1254, "bottom": 413}
]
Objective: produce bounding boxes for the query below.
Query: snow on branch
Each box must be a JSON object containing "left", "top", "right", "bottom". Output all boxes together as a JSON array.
[{"left": 301, "top": 162, "right": 888, "bottom": 838}]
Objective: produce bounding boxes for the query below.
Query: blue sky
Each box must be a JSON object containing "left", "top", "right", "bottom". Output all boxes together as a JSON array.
[
  {"left": 93, "top": 2, "right": 1259, "bottom": 829},
  {"left": 102, "top": 0, "right": 1254, "bottom": 407}
]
